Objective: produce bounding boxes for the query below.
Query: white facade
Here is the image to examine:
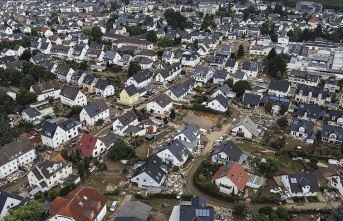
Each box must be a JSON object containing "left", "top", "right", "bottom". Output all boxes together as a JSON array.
[
  {"left": 95, "top": 85, "right": 115, "bottom": 98},
  {"left": 268, "top": 88, "right": 290, "bottom": 98},
  {"left": 147, "top": 100, "right": 173, "bottom": 115},
  {"left": 79, "top": 109, "right": 110, "bottom": 127},
  {"left": 48, "top": 203, "right": 106, "bottom": 221},
  {"left": 131, "top": 172, "right": 166, "bottom": 188},
  {"left": 126, "top": 76, "right": 152, "bottom": 89},
  {"left": 0, "top": 194, "right": 23, "bottom": 219},
  {"left": 30, "top": 87, "right": 61, "bottom": 102},
  {"left": 281, "top": 175, "right": 318, "bottom": 197},
  {"left": 112, "top": 118, "right": 139, "bottom": 136},
  {"left": 278, "top": 36, "right": 289, "bottom": 45},
  {"left": 156, "top": 149, "right": 187, "bottom": 167},
  {"left": 60, "top": 91, "right": 87, "bottom": 107},
  {"left": 206, "top": 99, "right": 227, "bottom": 112},
  {"left": 181, "top": 56, "right": 200, "bottom": 67},
  {"left": 231, "top": 125, "right": 253, "bottom": 139},
  {"left": 213, "top": 176, "right": 239, "bottom": 195},
  {"left": 41, "top": 124, "right": 81, "bottom": 149},
  {"left": 0, "top": 149, "right": 36, "bottom": 179}
]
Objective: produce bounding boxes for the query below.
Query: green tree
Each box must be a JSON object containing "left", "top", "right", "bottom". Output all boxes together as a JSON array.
[
  {"left": 0, "top": 94, "right": 15, "bottom": 114},
  {"left": 201, "top": 14, "right": 216, "bottom": 30},
  {"left": 279, "top": 104, "right": 288, "bottom": 115},
  {"left": 232, "top": 80, "right": 251, "bottom": 97},
  {"left": 237, "top": 44, "right": 244, "bottom": 58},
  {"left": 169, "top": 109, "right": 176, "bottom": 120},
  {"left": 259, "top": 156, "right": 279, "bottom": 174},
  {"left": 128, "top": 61, "right": 141, "bottom": 77},
  {"left": 146, "top": 30, "right": 157, "bottom": 43},
  {"left": 254, "top": 213, "right": 269, "bottom": 221},
  {"left": 69, "top": 105, "right": 83, "bottom": 118},
  {"left": 19, "top": 50, "right": 31, "bottom": 61},
  {"left": 61, "top": 149, "right": 69, "bottom": 161},
  {"left": 277, "top": 116, "right": 288, "bottom": 127},
  {"left": 258, "top": 206, "right": 273, "bottom": 216},
  {"left": 275, "top": 206, "right": 289, "bottom": 220},
  {"left": 157, "top": 36, "right": 174, "bottom": 48},
  {"left": 20, "top": 75, "right": 35, "bottom": 90},
  {"left": 31, "top": 49, "right": 41, "bottom": 56},
  {"left": 17, "top": 89, "right": 37, "bottom": 106},
  {"left": 79, "top": 61, "right": 89, "bottom": 71},
  {"left": 95, "top": 118, "right": 104, "bottom": 126},
  {"left": 83, "top": 157, "right": 91, "bottom": 175},
  {"left": 328, "top": 202, "right": 343, "bottom": 221},
  {"left": 264, "top": 102, "right": 272, "bottom": 113},
  {"left": 91, "top": 26, "right": 103, "bottom": 43},
  {"left": 3, "top": 200, "right": 44, "bottom": 221},
  {"left": 108, "top": 140, "right": 135, "bottom": 161},
  {"left": 233, "top": 204, "right": 248, "bottom": 217},
  {"left": 127, "top": 25, "right": 145, "bottom": 36},
  {"left": 267, "top": 47, "right": 277, "bottom": 61}
]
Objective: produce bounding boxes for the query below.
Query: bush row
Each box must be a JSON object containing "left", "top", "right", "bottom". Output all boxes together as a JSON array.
[{"left": 133, "top": 193, "right": 194, "bottom": 201}]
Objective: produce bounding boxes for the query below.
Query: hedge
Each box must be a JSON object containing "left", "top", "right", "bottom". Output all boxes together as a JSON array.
[
  {"left": 134, "top": 193, "right": 194, "bottom": 201},
  {"left": 103, "top": 188, "right": 121, "bottom": 196},
  {"left": 251, "top": 189, "right": 279, "bottom": 204},
  {"left": 290, "top": 208, "right": 331, "bottom": 214}
]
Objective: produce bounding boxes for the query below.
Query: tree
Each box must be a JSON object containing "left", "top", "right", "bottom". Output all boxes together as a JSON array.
[
  {"left": 128, "top": 61, "right": 141, "bottom": 77},
  {"left": 20, "top": 75, "right": 35, "bottom": 90},
  {"left": 79, "top": 61, "right": 89, "bottom": 71},
  {"left": 279, "top": 104, "right": 288, "bottom": 115},
  {"left": 275, "top": 206, "right": 289, "bottom": 220},
  {"left": 270, "top": 32, "right": 278, "bottom": 42},
  {"left": 69, "top": 105, "right": 83, "bottom": 118},
  {"left": 201, "top": 14, "right": 216, "bottom": 30},
  {"left": 146, "top": 30, "right": 157, "bottom": 43},
  {"left": 328, "top": 202, "right": 343, "bottom": 221},
  {"left": 31, "top": 49, "right": 41, "bottom": 56},
  {"left": 95, "top": 119, "right": 104, "bottom": 126},
  {"left": 163, "top": 116, "right": 168, "bottom": 124},
  {"left": 237, "top": 44, "right": 244, "bottom": 58},
  {"left": 19, "top": 50, "right": 31, "bottom": 61},
  {"left": 157, "top": 36, "right": 174, "bottom": 48},
  {"left": 91, "top": 26, "right": 103, "bottom": 43},
  {"left": 61, "top": 149, "right": 69, "bottom": 161},
  {"left": 254, "top": 213, "right": 269, "bottom": 221},
  {"left": 259, "top": 156, "right": 279, "bottom": 174},
  {"left": 127, "top": 25, "right": 145, "bottom": 36},
  {"left": 83, "top": 157, "right": 91, "bottom": 175},
  {"left": 108, "top": 140, "right": 135, "bottom": 161},
  {"left": 264, "top": 102, "right": 272, "bottom": 113},
  {"left": 267, "top": 47, "right": 277, "bottom": 61},
  {"left": 277, "top": 116, "right": 288, "bottom": 127},
  {"left": 232, "top": 204, "right": 248, "bottom": 217},
  {"left": 17, "top": 89, "right": 37, "bottom": 106},
  {"left": 169, "top": 109, "right": 176, "bottom": 120},
  {"left": 3, "top": 200, "right": 44, "bottom": 221},
  {"left": 164, "top": 9, "right": 193, "bottom": 30},
  {"left": 258, "top": 206, "right": 273, "bottom": 216},
  {"left": 0, "top": 94, "right": 15, "bottom": 114},
  {"left": 232, "top": 80, "right": 251, "bottom": 97}
]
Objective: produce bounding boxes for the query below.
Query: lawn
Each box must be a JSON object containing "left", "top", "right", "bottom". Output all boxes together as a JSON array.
[
  {"left": 277, "top": 155, "right": 303, "bottom": 174},
  {"left": 237, "top": 140, "right": 266, "bottom": 152},
  {"left": 231, "top": 42, "right": 251, "bottom": 53}
]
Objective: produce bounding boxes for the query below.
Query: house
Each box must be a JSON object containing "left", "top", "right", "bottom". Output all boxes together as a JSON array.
[
  {"left": 54, "top": 64, "right": 75, "bottom": 83},
  {"left": 295, "top": 84, "right": 329, "bottom": 105},
  {"left": 324, "top": 78, "right": 340, "bottom": 93},
  {"left": 268, "top": 80, "right": 290, "bottom": 97},
  {"left": 41, "top": 118, "right": 81, "bottom": 149},
  {"left": 0, "top": 137, "right": 36, "bottom": 179},
  {"left": 181, "top": 51, "right": 200, "bottom": 67},
  {"left": 206, "top": 94, "right": 229, "bottom": 112},
  {"left": 30, "top": 80, "right": 62, "bottom": 101},
  {"left": 126, "top": 70, "right": 153, "bottom": 89},
  {"left": 95, "top": 79, "right": 115, "bottom": 98},
  {"left": 104, "top": 50, "right": 121, "bottom": 65},
  {"left": 147, "top": 94, "right": 173, "bottom": 115},
  {"left": 0, "top": 86, "right": 16, "bottom": 100},
  {"left": 120, "top": 84, "right": 140, "bottom": 106},
  {"left": 233, "top": 71, "right": 247, "bottom": 84},
  {"left": 1, "top": 49, "right": 16, "bottom": 57},
  {"left": 82, "top": 74, "right": 98, "bottom": 93},
  {"left": 328, "top": 110, "right": 343, "bottom": 127},
  {"left": 225, "top": 59, "right": 239, "bottom": 73},
  {"left": 165, "top": 82, "right": 190, "bottom": 102},
  {"left": 79, "top": 99, "right": 110, "bottom": 126},
  {"left": 155, "top": 63, "right": 182, "bottom": 84},
  {"left": 210, "top": 140, "right": 250, "bottom": 165},
  {"left": 289, "top": 118, "right": 316, "bottom": 144},
  {"left": 133, "top": 56, "right": 153, "bottom": 69},
  {"left": 28, "top": 154, "right": 75, "bottom": 193},
  {"left": 22, "top": 100, "right": 54, "bottom": 122},
  {"left": 60, "top": 85, "right": 87, "bottom": 107},
  {"left": 242, "top": 92, "right": 262, "bottom": 109},
  {"left": 13, "top": 45, "right": 25, "bottom": 57},
  {"left": 330, "top": 174, "right": 343, "bottom": 195},
  {"left": 112, "top": 111, "right": 138, "bottom": 136},
  {"left": 191, "top": 66, "right": 214, "bottom": 84},
  {"left": 263, "top": 96, "right": 292, "bottom": 115},
  {"left": 231, "top": 116, "right": 260, "bottom": 139},
  {"left": 281, "top": 173, "right": 320, "bottom": 197},
  {"left": 169, "top": 196, "right": 214, "bottom": 221},
  {"left": 211, "top": 84, "right": 233, "bottom": 98},
  {"left": 174, "top": 124, "right": 201, "bottom": 151},
  {"left": 156, "top": 140, "right": 191, "bottom": 167},
  {"left": 0, "top": 191, "right": 30, "bottom": 220},
  {"left": 241, "top": 62, "right": 258, "bottom": 78},
  {"left": 290, "top": 44, "right": 309, "bottom": 59},
  {"left": 289, "top": 70, "right": 320, "bottom": 87},
  {"left": 99, "top": 132, "right": 120, "bottom": 148},
  {"left": 321, "top": 124, "right": 343, "bottom": 144},
  {"left": 48, "top": 187, "right": 107, "bottom": 221},
  {"left": 213, "top": 69, "right": 230, "bottom": 84},
  {"left": 131, "top": 155, "right": 167, "bottom": 188},
  {"left": 78, "top": 133, "right": 106, "bottom": 158},
  {"left": 296, "top": 103, "right": 325, "bottom": 121},
  {"left": 211, "top": 161, "right": 249, "bottom": 195},
  {"left": 114, "top": 201, "right": 151, "bottom": 221}
]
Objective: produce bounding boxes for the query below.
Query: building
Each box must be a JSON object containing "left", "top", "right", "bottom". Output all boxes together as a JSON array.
[
  {"left": 28, "top": 154, "right": 75, "bottom": 193},
  {"left": 211, "top": 161, "right": 249, "bottom": 195},
  {"left": 131, "top": 155, "right": 167, "bottom": 188},
  {"left": 147, "top": 94, "right": 173, "bottom": 115},
  {"left": 321, "top": 124, "right": 343, "bottom": 144},
  {"left": 114, "top": 201, "right": 152, "bottom": 221},
  {"left": 60, "top": 85, "right": 87, "bottom": 107},
  {"left": 295, "top": 84, "right": 329, "bottom": 105},
  {"left": 281, "top": 173, "right": 320, "bottom": 197},
  {"left": 289, "top": 118, "right": 316, "bottom": 144},
  {"left": 156, "top": 140, "right": 190, "bottom": 167},
  {"left": 95, "top": 79, "right": 115, "bottom": 98},
  {"left": 210, "top": 140, "right": 250, "bottom": 165},
  {"left": 120, "top": 85, "right": 140, "bottom": 106},
  {"left": 241, "top": 62, "right": 258, "bottom": 78},
  {"left": 22, "top": 100, "right": 54, "bottom": 123},
  {"left": 206, "top": 94, "right": 229, "bottom": 112},
  {"left": 0, "top": 191, "right": 30, "bottom": 220},
  {"left": 289, "top": 70, "right": 319, "bottom": 87},
  {"left": 79, "top": 99, "right": 109, "bottom": 126},
  {"left": 296, "top": 103, "right": 325, "bottom": 122},
  {"left": 328, "top": 110, "right": 343, "bottom": 127},
  {"left": 231, "top": 117, "right": 260, "bottom": 139},
  {"left": 332, "top": 50, "right": 343, "bottom": 71},
  {"left": 48, "top": 187, "right": 107, "bottom": 221},
  {"left": 0, "top": 137, "right": 36, "bottom": 179},
  {"left": 268, "top": 80, "right": 290, "bottom": 97},
  {"left": 41, "top": 118, "right": 81, "bottom": 149},
  {"left": 242, "top": 92, "right": 262, "bottom": 109},
  {"left": 324, "top": 78, "right": 340, "bottom": 93},
  {"left": 30, "top": 80, "right": 61, "bottom": 101},
  {"left": 0, "top": 86, "right": 16, "bottom": 100},
  {"left": 296, "top": 1, "right": 323, "bottom": 12},
  {"left": 174, "top": 124, "right": 201, "bottom": 151},
  {"left": 78, "top": 133, "right": 107, "bottom": 158},
  {"left": 112, "top": 111, "right": 138, "bottom": 136}
]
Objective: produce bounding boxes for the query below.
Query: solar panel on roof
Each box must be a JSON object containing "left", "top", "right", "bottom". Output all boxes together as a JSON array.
[
  {"left": 195, "top": 209, "right": 210, "bottom": 217},
  {"left": 300, "top": 104, "right": 304, "bottom": 108}
]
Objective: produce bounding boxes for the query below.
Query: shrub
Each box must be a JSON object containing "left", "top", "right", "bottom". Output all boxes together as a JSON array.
[
  {"left": 258, "top": 206, "right": 274, "bottom": 216},
  {"left": 198, "top": 174, "right": 206, "bottom": 180},
  {"left": 293, "top": 196, "right": 305, "bottom": 203}
]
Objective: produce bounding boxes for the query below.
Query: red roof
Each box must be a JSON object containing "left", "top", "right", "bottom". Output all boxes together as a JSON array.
[
  {"left": 49, "top": 187, "right": 107, "bottom": 221},
  {"left": 78, "top": 133, "right": 98, "bottom": 157},
  {"left": 211, "top": 162, "right": 250, "bottom": 191}
]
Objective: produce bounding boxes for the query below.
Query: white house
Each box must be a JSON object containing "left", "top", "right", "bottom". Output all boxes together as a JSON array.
[
  {"left": 41, "top": 118, "right": 81, "bottom": 149},
  {"left": 0, "top": 137, "right": 36, "bottom": 179},
  {"left": 231, "top": 116, "right": 260, "bottom": 139},
  {"left": 191, "top": 66, "right": 214, "bottom": 84},
  {"left": 268, "top": 79, "right": 291, "bottom": 97},
  {"left": 281, "top": 173, "right": 320, "bottom": 197},
  {"left": 0, "top": 86, "right": 16, "bottom": 100},
  {"left": 48, "top": 187, "right": 107, "bottom": 221},
  {"left": 95, "top": 79, "right": 115, "bottom": 98},
  {"left": 289, "top": 118, "right": 316, "bottom": 144},
  {"left": 30, "top": 80, "right": 62, "bottom": 101},
  {"left": 206, "top": 94, "right": 229, "bottom": 112},
  {"left": 79, "top": 99, "right": 110, "bottom": 126},
  {"left": 174, "top": 124, "right": 201, "bottom": 151},
  {"left": 328, "top": 110, "right": 343, "bottom": 127},
  {"left": 112, "top": 111, "right": 138, "bottom": 136},
  {"left": 241, "top": 62, "right": 259, "bottom": 78},
  {"left": 60, "top": 85, "right": 87, "bottom": 107},
  {"left": 22, "top": 100, "right": 54, "bottom": 122},
  {"left": 131, "top": 155, "right": 167, "bottom": 188},
  {"left": 210, "top": 140, "right": 250, "bottom": 165},
  {"left": 28, "top": 154, "right": 74, "bottom": 193},
  {"left": 125, "top": 70, "right": 153, "bottom": 89},
  {"left": 147, "top": 94, "right": 173, "bottom": 115},
  {"left": 181, "top": 52, "right": 201, "bottom": 67},
  {"left": 225, "top": 59, "right": 239, "bottom": 73},
  {"left": 155, "top": 63, "right": 182, "bottom": 84},
  {"left": 104, "top": 50, "right": 121, "bottom": 65},
  {"left": 156, "top": 140, "right": 190, "bottom": 167},
  {"left": 54, "top": 64, "right": 75, "bottom": 83},
  {"left": 0, "top": 191, "right": 30, "bottom": 220},
  {"left": 211, "top": 162, "right": 249, "bottom": 195},
  {"left": 1, "top": 48, "right": 15, "bottom": 57},
  {"left": 78, "top": 133, "right": 107, "bottom": 158}
]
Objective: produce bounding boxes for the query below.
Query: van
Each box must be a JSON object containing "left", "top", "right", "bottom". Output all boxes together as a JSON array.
[{"left": 110, "top": 201, "right": 118, "bottom": 212}]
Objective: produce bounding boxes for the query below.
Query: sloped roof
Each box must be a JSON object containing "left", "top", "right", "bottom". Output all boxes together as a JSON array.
[{"left": 78, "top": 133, "right": 98, "bottom": 157}]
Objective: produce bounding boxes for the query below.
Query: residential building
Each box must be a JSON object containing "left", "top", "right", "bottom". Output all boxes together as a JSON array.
[
  {"left": 241, "top": 62, "right": 258, "bottom": 78},
  {"left": 263, "top": 96, "right": 292, "bottom": 115},
  {"left": 131, "top": 155, "right": 167, "bottom": 188},
  {"left": 206, "top": 94, "right": 229, "bottom": 112},
  {"left": 211, "top": 161, "right": 249, "bottom": 195},
  {"left": 60, "top": 85, "right": 87, "bottom": 107},
  {"left": 41, "top": 118, "right": 81, "bottom": 149},
  {"left": 0, "top": 191, "right": 30, "bottom": 220},
  {"left": 174, "top": 124, "right": 201, "bottom": 151},
  {"left": 324, "top": 78, "right": 340, "bottom": 93},
  {"left": 242, "top": 92, "right": 262, "bottom": 109},
  {"left": 22, "top": 100, "right": 54, "bottom": 122},
  {"left": 289, "top": 118, "right": 316, "bottom": 144},
  {"left": 296, "top": 103, "right": 325, "bottom": 121},
  {"left": 30, "top": 80, "right": 61, "bottom": 101},
  {"left": 114, "top": 201, "right": 151, "bottom": 221},
  {"left": 82, "top": 74, "right": 98, "bottom": 93},
  {"left": 213, "top": 69, "right": 230, "bottom": 84},
  {"left": 328, "top": 110, "right": 343, "bottom": 127},
  {"left": 80, "top": 99, "right": 109, "bottom": 126},
  {"left": 210, "top": 140, "right": 250, "bottom": 165},
  {"left": 155, "top": 63, "right": 182, "bottom": 84},
  {"left": 321, "top": 124, "right": 343, "bottom": 144},
  {"left": 268, "top": 80, "right": 290, "bottom": 97},
  {"left": 112, "top": 111, "right": 138, "bottom": 136},
  {"left": 125, "top": 70, "right": 153, "bottom": 89},
  {"left": 147, "top": 94, "right": 173, "bottom": 115},
  {"left": 0, "top": 86, "right": 16, "bottom": 100},
  {"left": 95, "top": 79, "right": 115, "bottom": 98},
  {"left": 233, "top": 71, "right": 247, "bottom": 85},
  {"left": 231, "top": 117, "right": 260, "bottom": 139},
  {"left": 289, "top": 70, "right": 319, "bottom": 87},
  {"left": 78, "top": 133, "right": 107, "bottom": 158},
  {"left": 48, "top": 187, "right": 107, "bottom": 221},
  {"left": 0, "top": 137, "right": 36, "bottom": 179},
  {"left": 120, "top": 84, "right": 140, "bottom": 106},
  {"left": 225, "top": 59, "right": 239, "bottom": 73},
  {"left": 281, "top": 173, "right": 320, "bottom": 197},
  {"left": 156, "top": 140, "right": 191, "bottom": 167},
  {"left": 295, "top": 84, "right": 329, "bottom": 105}
]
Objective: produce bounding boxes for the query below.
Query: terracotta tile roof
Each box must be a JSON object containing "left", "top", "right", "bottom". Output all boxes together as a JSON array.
[
  {"left": 78, "top": 133, "right": 98, "bottom": 157},
  {"left": 51, "top": 154, "right": 66, "bottom": 163},
  {"left": 211, "top": 162, "right": 249, "bottom": 191},
  {"left": 49, "top": 187, "right": 107, "bottom": 221}
]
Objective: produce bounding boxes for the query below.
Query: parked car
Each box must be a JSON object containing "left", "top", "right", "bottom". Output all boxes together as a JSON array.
[
  {"left": 270, "top": 187, "right": 282, "bottom": 194},
  {"left": 110, "top": 201, "right": 118, "bottom": 212}
]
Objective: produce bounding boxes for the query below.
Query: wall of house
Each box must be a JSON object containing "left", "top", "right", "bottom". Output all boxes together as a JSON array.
[
  {"left": 231, "top": 125, "right": 253, "bottom": 139},
  {"left": 0, "top": 149, "right": 36, "bottom": 179},
  {"left": 207, "top": 100, "right": 226, "bottom": 112},
  {"left": 214, "top": 177, "right": 238, "bottom": 195},
  {"left": 0, "top": 197, "right": 22, "bottom": 219},
  {"left": 131, "top": 172, "right": 161, "bottom": 188}
]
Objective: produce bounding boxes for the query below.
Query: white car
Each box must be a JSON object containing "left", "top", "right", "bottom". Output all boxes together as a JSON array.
[
  {"left": 110, "top": 201, "right": 118, "bottom": 212},
  {"left": 270, "top": 187, "right": 282, "bottom": 194}
]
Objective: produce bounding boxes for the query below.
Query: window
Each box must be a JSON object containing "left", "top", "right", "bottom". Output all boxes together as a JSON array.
[{"left": 143, "top": 179, "right": 146, "bottom": 182}]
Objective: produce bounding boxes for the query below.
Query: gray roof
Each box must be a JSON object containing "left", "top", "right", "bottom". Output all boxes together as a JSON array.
[
  {"left": 117, "top": 111, "right": 138, "bottom": 127},
  {"left": 133, "top": 56, "right": 153, "bottom": 65},
  {"left": 210, "top": 140, "right": 249, "bottom": 164},
  {"left": 131, "top": 70, "right": 153, "bottom": 84},
  {"left": 114, "top": 201, "right": 152, "bottom": 221},
  {"left": 0, "top": 137, "right": 34, "bottom": 166},
  {"left": 268, "top": 79, "right": 290, "bottom": 93},
  {"left": 95, "top": 79, "right": 110, "bottom": 91},
  {"left": 216, "top": 84, "right": 231, "bottom": 95},
  {"left": 151, "top": 94, "right": 173, "bottom": 108},
  {"left": 31, "top": 80, "right": 61, "bottom": 95},
  {"left": 288, "top": 118, "right": 314, "bottom": 137},
  {"left": 169, "top": 82, "right": 188, "bottom": 99},
  {"left": 321, "top": 124, "right": 343, "bottom": 141},
  {"left": 179, "top": 196, "right": 214, "bottom": 221},
  {"left": 124, "top": 84, "right": 139, "bottom": 97},
  {"left": 296, "top": 103, "right": 325, "bottom": 120},
  {"left": 0, "top": 191, "right": 25, "bottom": 215},
  {"left": 208, "top": 94, "right": 228, "bottom": 109},
  {"left": 60, "top": 85, "right": 80, "bottom": 100},
  {"left": 242, "top": 92, "right": 261, "bottom": 107},
  {"left": 232, "top": 117, "right": 259, "bottom": 137},
  {"left": 286, "top": 173, "right": 320, "bottom": 193},
  {"left": 157, "top": 140, "right": 190, "bottom": 162},
  {"left": 132, "top": 155, "right": 167, "bottom": 184},
  {"left": 213, "top": 69, "right": 229, "bottom": 80},
  {"left": 242, "top": 62, "right": 258, "bottom": 72},
  {"left": 290, "top": 44, "right": 309, "bottom": 57},
  {"left": 296, "top": 84, "right": 328, "bottom": 99},
  {"left": 234, "top": 70, "right": 246, "bottom": 79},
  {"left": 328, "top": 110, "right": 343, "bottom": 122},
  {"left": 83, "top": 99, "right": 109, "bottom": 118},
  {"left": 99, "top": 132, "right": 120, "bottom": 147},
  {"left": 176, "top": 124, "right": 201, "bottom": 143},
  {"left": 23, "top": 107, "right": 41, "bottom": 118}
]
